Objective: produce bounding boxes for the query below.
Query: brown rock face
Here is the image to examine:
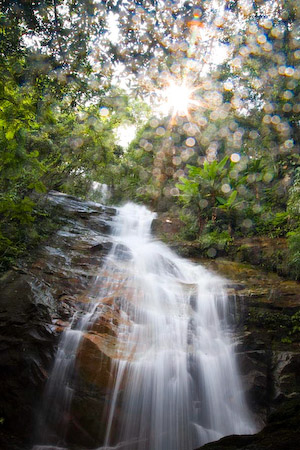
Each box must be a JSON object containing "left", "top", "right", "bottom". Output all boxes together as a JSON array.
[{"left": 77, "top": 333, "right": 113, "bottom": 389}]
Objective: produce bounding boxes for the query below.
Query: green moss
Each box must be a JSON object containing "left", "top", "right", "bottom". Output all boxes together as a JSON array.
[
  {"left": 247, "top": 307, "right": 300, "bottom": 344},
  {"left": 247, "top": 308, "right": 289, "bottom": 328},
  {"left": 198, "top": 230, "right": 232, "bottom": 249}
]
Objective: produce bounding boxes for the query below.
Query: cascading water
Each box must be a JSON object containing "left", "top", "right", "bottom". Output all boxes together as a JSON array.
[
  {"left": 99, "top": 203, "right": 256, "bottom": 450},
  {"left": 33, "top": 202, "right": 256, "bottom": 450}
]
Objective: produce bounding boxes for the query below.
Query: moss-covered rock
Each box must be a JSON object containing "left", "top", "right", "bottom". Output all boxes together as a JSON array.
[{"left": 153, "top": 212, "right": 299, "bottom": 279}]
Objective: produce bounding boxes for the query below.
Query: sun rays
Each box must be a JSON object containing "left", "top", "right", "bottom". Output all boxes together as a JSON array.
[{"left": 156, "top": 79, "right": 200, "bottom": 124}]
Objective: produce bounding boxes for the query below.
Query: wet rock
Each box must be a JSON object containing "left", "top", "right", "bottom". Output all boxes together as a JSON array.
[
  {"left": 151, "top": 213, "right": 184, "bottom": 235},
  {"left": 88, "top": 218, "right": 111, "bottom": 234},
  {"left": 76, "top": 334, "right": 113, "bottom": 389},
  {"left": 115, "top": 243, "right": 132, "bottom": 261},
  {"left": 0, "top": 271, "right": 56, "bottom": 445},
  {"left": 0, "top": 192, "right": 115, "bottom": 450},
  {"left": 90, "top": 241, "right": 113, "bottom": 254},
  {"left": 197, "top": 397, "right": 300, "bottom": 450},
  {"left": 70, "top": 332, "right": 117, "bottom": 447},
  {"left": 273, "top": 352, "right": 300, "bottom": 400}
]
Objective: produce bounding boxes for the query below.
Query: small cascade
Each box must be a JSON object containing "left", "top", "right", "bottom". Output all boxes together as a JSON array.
[
  {"left": 33, "top": 305, "right": 100, "bottom": 449},
  {"left": 33, "top": 202, "right": 256, "bottom": 450},
  {"left": 91, "top": 182, "right": 110, "bottom": 204}
]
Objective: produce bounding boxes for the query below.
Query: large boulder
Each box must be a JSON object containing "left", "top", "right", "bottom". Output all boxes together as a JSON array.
[{"left": 197, "top": 397, "right": 300, "bottom": 450}]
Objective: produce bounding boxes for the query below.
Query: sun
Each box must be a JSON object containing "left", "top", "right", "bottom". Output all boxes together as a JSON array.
[
  {"left": 164, "top": 82, "right": 194, "bottom": 116},
  {"left": 157, "top": 80, "right": 199, "bottom": 120}
]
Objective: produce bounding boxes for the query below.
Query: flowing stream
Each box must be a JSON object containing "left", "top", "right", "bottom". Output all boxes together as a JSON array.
[{"left": 33, "top": 202, "right": 256, "bottom": 450}]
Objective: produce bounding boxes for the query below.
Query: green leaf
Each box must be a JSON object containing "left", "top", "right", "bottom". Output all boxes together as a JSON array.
[
  {"left": 5, "top": 129, "right": 15, "bottom": 140},
  {"left": 216, "top": 196, "right": 227, "bottom": 205},
  {"left": 227, "top": 190, "right": 237, "bottom": 205},
  {"left": 217, "top": 156, "right": 229, "bottom": 171},
  {"left": 187, "top": 165, "right": 202, "bottom": 177},
  {"left": 28, "top": 181, "right": 46, "bottom": 193},
  {"left": 28, "top": 150, "right": 39, "bottom": 158}
]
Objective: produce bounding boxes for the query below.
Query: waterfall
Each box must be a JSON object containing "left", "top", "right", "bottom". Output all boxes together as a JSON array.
[
  {"left": 33, "top": 202, "right": 256, "bottom": 450},
  {"left": 91, "top": 182, "right": 110, "bottom": 204}
]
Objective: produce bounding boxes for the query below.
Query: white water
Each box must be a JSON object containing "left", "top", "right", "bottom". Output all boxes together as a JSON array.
[
  {"left": 98, "top": 203, "right": 256, "bottom": 450},
  {"left": 34, "top": 202, "right": 256, "bottom": 450},
  {"left": 91, "top": 182, "right": 110, "bottom": 204}
]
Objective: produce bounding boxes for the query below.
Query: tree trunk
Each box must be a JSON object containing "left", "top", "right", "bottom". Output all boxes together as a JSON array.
[{"left": 198, "top": 215, "right": 206, "bottom": 234}]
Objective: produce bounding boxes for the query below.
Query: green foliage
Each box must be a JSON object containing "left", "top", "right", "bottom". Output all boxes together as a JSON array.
[
  {"left": 287, "top": 168, "right": 300, "bottom": 228},
  {"left": 198, "top": 230, "right": 233, "bottom": 252},
  {"left": 281, "top": 311, "right": 300, "bottom": 344},
  {"left": 216, "top": 191, "right": 237, "bottom": 209},
  {"left": 0, "top": 4, "right": 143, "bottom": 270},
  {"left": 176, "top": 156, "right": 239, "bottom": 232},
  {"left": 287, "top": 228, "right": 300, "bottom": 280},
  {"left": 254, "top": 211, "right": 290, "bottom": 237},
  {"left": 0, "top": 78, "right": 135, "bottom": 269},
  {"left": 291, "top": 311, "right": 300, "bottom": 335},
  {"left": 177, "top": 212, "right": 199, "bottom": 241},
  {"left": 249, "top": 308, "right": 291, "bottom": 331}
]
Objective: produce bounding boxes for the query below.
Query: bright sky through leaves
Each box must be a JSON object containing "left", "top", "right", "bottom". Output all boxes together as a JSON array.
[{"left": 116, "top": 124, "right": 137, "bottom": 148}]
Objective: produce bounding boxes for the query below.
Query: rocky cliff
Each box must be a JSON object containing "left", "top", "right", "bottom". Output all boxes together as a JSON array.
[
  {"left": 0, "top": 192, "right": 299, "bottom": 450},
  {"left": 0, "top": 192, "right": 116, "bottom": 449}
]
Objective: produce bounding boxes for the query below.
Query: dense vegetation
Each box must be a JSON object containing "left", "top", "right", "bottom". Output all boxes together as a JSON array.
[{"left": 0, "top": 0, "right": 299, "bottom": 278}]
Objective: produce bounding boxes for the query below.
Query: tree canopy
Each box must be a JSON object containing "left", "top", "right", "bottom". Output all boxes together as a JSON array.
[{"left": 0, "top": 0, "right": 299, "bottom": 276}]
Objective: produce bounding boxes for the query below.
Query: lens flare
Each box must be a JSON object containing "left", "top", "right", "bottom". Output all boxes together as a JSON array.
[
  {"left": 158, "top": 80, "right": 199, "bottom": 121},
  {"left": 165, "top": 82, "right": 193, "bottom": 115}
]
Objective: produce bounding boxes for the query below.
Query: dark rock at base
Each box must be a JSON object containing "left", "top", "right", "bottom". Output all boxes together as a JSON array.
[
  {"left": 196, "top": 397, "right": 300, "bottom": 450},
  {"left": 0, "top": 430, "right": 29, "bottom": 450},
  {"left": 236, "top": 349, "right": 271, "bottom": 416},
  {"left": 0, "top": 271, "right": 57, "bottom": 446},
  {"left": 67, "top": 383, "right": 108, "bottom": 448}
]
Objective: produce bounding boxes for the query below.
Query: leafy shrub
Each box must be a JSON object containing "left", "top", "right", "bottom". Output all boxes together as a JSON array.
[
  {"left": 254, "top": 210, "right": 289, "bottom": 237},
  {"left": 198, "top": 230, "right": 233, "bottom": 251},
  {"left": 281, "top": 311, "right": 300, "bottom": 343},
  {"left": 178, "top": 212, "right": 199, "bottom": 241}
]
